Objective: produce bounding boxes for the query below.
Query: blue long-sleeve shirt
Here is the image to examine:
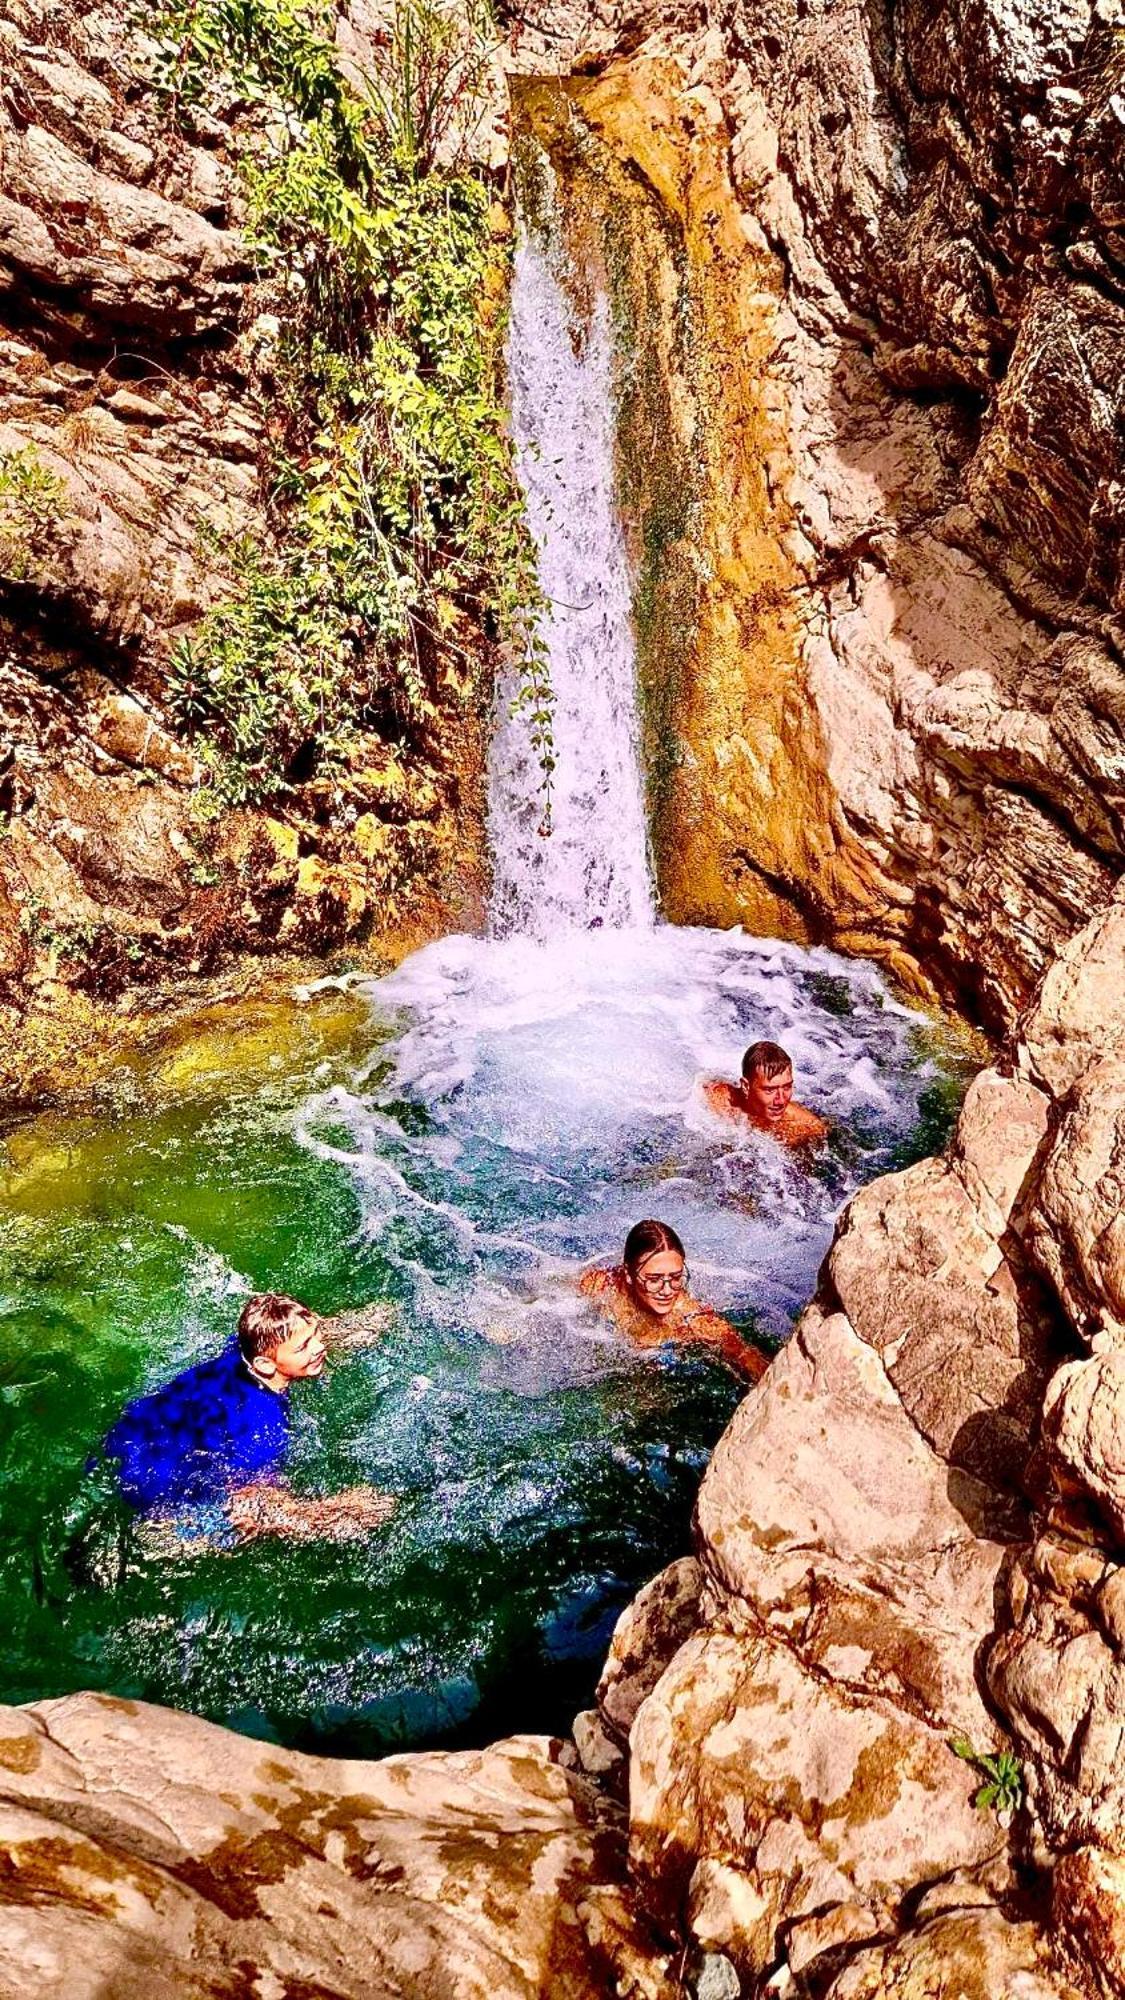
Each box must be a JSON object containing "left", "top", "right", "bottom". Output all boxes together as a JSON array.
[{"left": 104, "top": 1343, "right": 291, "bottom": 1512}]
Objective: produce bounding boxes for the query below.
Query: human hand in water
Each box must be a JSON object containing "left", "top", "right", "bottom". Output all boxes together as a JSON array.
[
  {"left": 227, "top": 1481, "right": 396, "bottom": 1543},
  {"left": 321, "top": 1304, "right": 396, "bottom": 1350}
]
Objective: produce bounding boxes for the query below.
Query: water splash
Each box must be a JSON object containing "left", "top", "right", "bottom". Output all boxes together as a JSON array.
[
  {"left": 488, "top": 170, "right": 653, "bottom": 938},
  {"left": 306, "top": 926, "right": 952, "bottom": 1344}
]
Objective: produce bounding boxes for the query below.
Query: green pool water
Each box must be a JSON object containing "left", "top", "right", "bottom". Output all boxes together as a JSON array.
[
  {"left": 0, "top": 935, "right": 977, "bottom": 1758},
  {"left": 0, "top": 992, "right": 741, "bottom": 1752}
]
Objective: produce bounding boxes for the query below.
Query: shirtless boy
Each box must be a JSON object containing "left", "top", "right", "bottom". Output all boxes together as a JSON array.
[{"left": 704, "top": 1039, "right": 828, "bottom": 1148}]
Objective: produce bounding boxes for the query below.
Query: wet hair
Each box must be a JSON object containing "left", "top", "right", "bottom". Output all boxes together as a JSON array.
[
  {"left": 741, "top": 1039, "right": 792, "bottom": 1082},
  {"left": 237, "top": 1293, "right": 315, "bottom": 1365},
  {"left": 623, "top": 1220, "right": 686, "bottom": 1272}
]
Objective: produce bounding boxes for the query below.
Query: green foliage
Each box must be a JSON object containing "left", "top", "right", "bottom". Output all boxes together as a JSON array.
[
  {"left": 0, "top": 445, "right": 69, "bottom": 582},
  {"left": 144, "top": 0, "right": 551, "bottom": 811},
  {"left": 951, "top": 1738, "right": 1024, "bottom": 1817}
]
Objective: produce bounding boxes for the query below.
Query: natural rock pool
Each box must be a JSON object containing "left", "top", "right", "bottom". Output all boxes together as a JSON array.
[
  {"left": 0, "top": 931, "right": 970, "bottom": 1756},
  {"left": 0, "top": 159, "right": 976, "bottom": 1760}
]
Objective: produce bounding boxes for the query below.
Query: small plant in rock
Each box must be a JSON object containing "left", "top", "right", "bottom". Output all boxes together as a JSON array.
[
  {"left": 951, "top": 1737, "right": 1024, "bottom": 1818},
  {"left": 0, "top": 445, "right": 70, "bottom": 583}
]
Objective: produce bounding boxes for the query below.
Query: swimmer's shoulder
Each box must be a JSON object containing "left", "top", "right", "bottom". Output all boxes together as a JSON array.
[
  {"left": 784, "top": 1102, "right": 830, "bottom": 1145},
  {"left": 703, "top": 1079, "right": 743, "bottom": 1119},
  {"left": 579, "top": 1264, "right": 621, "bottom": 1300}
]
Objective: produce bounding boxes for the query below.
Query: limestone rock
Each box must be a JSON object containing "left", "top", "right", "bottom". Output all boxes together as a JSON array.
[
  {"left": 695, "top": 1306, "right": 1016, "bottom": 1738},
  {"left": 822, "top": 1907, "right": 1077, "bottom": 2000},
  {"left": 1053, "top": 1846, "right": 1125, "bottom": 2000},
  {"left": 596, "top": 1555, "right": 703, "bottom": 1749},
  {"left": 1030, "top": 1055, "right": 1125, "bottom": 1339},
  {"left": 1020, "top": 891, "right": 1125, "bottom": 1097},
  {"left": 0, "top": 1693, "right": 673, "bottom": 2000},
  {"left": 828, "top": 1068, "right": 1055, "bottom": 1488},
  {"left": 628, "top": 1620, "right": 1004, "bottom": 1976},
  {"left": 988, "top": 1552, "right": 1125, "bottom": 1854},
  {"left": 1041, "top": 1351, "right": 1125, "bottom": 1546},
  {"left": 512, "top": 3, "right": 1125, "bottom": 1034},
  {"left": 622, "top": 1304, "right": 1021, "bottom": 1980}
]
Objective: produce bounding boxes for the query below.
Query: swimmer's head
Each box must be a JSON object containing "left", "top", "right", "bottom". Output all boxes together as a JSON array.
[
  {"left": 238, "top": 1293, "right": 326, "bottom": 1387},
  {"left": 740, "top": 1040, "right": 794, "bottom": 1124},
  {"left": 623, "top": 1219, "right": 686, "bottom": 1320}
]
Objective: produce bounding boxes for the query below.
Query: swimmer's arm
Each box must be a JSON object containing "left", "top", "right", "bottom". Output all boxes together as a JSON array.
[
  {"left": 702, "top": 1080, "right": 740, "bottom": 1118},
  {"left": 226, "top": 1480, "right": 396, "bottom": 1543},
  {"left": 320, "top": 1303, "right": 396, "bottom": 1350},
  {"left": 685, "top": 1308, "right": 770, "bottom": 1383},
  {"left": 788, "top": 1103, "right": 830, "bottom": 1145},
  {"left": 578, "top": 1267, "right": 614, "bottom": 1300}
]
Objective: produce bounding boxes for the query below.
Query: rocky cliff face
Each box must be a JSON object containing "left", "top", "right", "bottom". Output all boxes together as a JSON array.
[
  {"left": 562, "top": 890, "right": 1125, "bottom": 1998},
  {"left": 507, "top": 0, "right": 1125, "bottom": 1036},
  {"left": 0, "top": 0, "right": 489, "bottom": 1108},
  {"left": 499, "top": 4, "right": 1125, "bottom": 1991},
  {"left": 0, "top": 1693, "right": 675, "bottom": 1998},
  {"left": 6, "top": 2, "right": 1125, "bottom": 1997}
]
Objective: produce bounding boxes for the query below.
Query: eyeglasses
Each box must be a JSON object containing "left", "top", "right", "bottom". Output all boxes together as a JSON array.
[{"left": 634, "top": 1266, "right": 687, "bottom": 1296}]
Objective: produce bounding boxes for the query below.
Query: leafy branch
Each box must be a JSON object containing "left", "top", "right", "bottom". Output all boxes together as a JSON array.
[{"left": 143, "top": 0, "right": 551, "bottom": 812}]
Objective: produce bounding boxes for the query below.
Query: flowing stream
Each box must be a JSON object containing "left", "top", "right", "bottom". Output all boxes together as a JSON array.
[{"left": 0, "top": 181, "right": 973, "bottom": 1755}]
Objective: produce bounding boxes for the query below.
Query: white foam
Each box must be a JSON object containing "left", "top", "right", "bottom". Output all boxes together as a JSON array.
[{"left": 300, "top": 925, "right": 947, "bottom": 1344}]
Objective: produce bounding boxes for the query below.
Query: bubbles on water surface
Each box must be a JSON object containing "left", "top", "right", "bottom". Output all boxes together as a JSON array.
[{"left": 301, "top": 923, "right": 949, "bottom": 1345}]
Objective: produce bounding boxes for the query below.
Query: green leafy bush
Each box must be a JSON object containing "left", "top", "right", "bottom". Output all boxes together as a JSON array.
[
  {"left": 147, "top": 0, "right": 551, "bottom": 809},
  {"left": 0, "top": 445, "right": 70, "bottom": 582}
]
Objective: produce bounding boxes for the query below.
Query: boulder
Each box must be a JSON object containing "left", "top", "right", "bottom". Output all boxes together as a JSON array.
[
  {"left": 987, "top": 1549, "right": 1125, "bottom": 1855},
  {"left": 1019, "top": 891, "right": 1125, "bottom": 1098},
  {"left": 828, "top": 1067, "right": 1055, "bottom": 1489},
  {"left": 623, "top": 1307, "right": 1020, "bottom": 1979},
  {"left": 1030, "top": 1054, "right": 1125, "bottom": 1340},
  {"left": 0, "top": 1693, "right": 673, "bottom": 2000},
  {"left": 628, "top": 1620, "right": 1005, "bottom": 1976},
  {"left": 1053, "top": 1846, "right": 1125, "bottom": 2000},
  {"left": 596, "top": 1556, "right": 703, "bottom": 1749},
  {"left": 695, "top": 1306, "right": 1018, "bottom": 1737},
  {"left": 1041, "top": 1350, "right": 1125, "bottom": 1546},
  {"left": 822, "top": 1906, "right": 1078, "bottom": 2000}
]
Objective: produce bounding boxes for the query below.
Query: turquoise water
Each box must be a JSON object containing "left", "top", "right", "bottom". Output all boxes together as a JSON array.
[{"left": 0, "top": 929, "right": 974, "bottom": 1754}]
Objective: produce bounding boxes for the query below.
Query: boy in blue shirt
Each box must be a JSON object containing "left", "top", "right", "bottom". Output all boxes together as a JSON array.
[{"left": 105, "top": 1293, "right": 394, "bottom": 1543}]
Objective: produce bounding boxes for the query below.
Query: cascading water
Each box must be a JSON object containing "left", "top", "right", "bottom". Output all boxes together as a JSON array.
[
  {"left": 0, "top": 159, "right": 972, "bottom": 1759},
  {"left": 488, "top": 171, "right": 653, "bottom": 936}
]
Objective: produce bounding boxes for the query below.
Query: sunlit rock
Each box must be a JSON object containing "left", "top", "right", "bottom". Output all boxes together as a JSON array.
[
  {"left": 0, "top": 1694, "right": 672, "bottom": 1999},
  {"left": 1030, "top": 1055, "right": 1125, "bottom": 1340},
  {"left": 827, "top": 1068, "right": 1055, "bottom": 1488},
  {"left": 821, "top": 1906, "right": 1079, "bottom": 2000}
]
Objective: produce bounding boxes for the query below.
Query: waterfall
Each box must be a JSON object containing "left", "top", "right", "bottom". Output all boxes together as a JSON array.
[{"left": 487, "top": 169, "right": 654, "bottom": 939}]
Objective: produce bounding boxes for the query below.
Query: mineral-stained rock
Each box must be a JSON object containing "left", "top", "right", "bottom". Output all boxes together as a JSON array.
[
  {"left": 510, "top": 0, "right": 1125, "bottom": 1036},
  {"left": 622, "top": 1304, "right": 1022, "bottom": 1980},
  {"left": 596, "top": 1555, "right": 702, "bottom": 1750},
  {"left": 827, "top": 1067, "right": 1055, "bottom": 1488},
  {"left": 1053, "top": 1846, "right": 1125, "bottom": 2000},
  {"left": 628, "top": 1619, "right": 1004, "bottom": 1975},
  {"left": 1030, "top": 1055, "right": 1125, "bottom": 1340},
  {"left": 695, "top": 1307, "right": 1016, "bottom": 1737},
  {"left": 0, "top": 1693, "right": 673, "bottom": 2000},
  {"left": 822, "top": 1906, "right": 1078, "bottom": 2000}
]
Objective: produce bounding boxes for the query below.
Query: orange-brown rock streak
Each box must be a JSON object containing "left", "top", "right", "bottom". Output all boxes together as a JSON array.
[{"left": 513, "top": 66, "right": 898, "bottom": 957}]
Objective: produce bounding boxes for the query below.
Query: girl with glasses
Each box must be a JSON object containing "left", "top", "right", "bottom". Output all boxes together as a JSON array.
[{"left": 579, "top": 1219, "right": 768, "bottom": 1381}]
